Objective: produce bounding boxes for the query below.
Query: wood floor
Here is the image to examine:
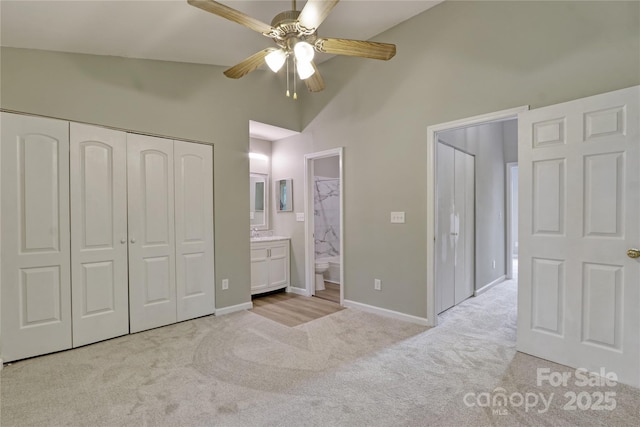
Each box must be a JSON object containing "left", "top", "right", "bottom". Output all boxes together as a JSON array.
[
  {"left": 315, "top": 282, "right": 340, "bottom": 303},
  {"left": 251, "top": 289, "right": 343, "bottom": 327}
]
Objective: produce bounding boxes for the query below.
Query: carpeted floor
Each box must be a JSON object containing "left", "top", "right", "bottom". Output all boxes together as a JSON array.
[{"left": 1, "top": 279, "right": 638, "bottom": 426}]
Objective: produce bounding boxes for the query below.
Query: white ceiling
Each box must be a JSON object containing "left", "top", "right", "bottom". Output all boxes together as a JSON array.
[
  {"left": 0, "top": 0, "right": 441, "bottom": 67},
  {"left": 249, "top": 120, "right": 299, "bottom": 141}
]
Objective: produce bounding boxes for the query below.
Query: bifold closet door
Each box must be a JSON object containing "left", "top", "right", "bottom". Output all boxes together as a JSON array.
[
  {"left": 435, "top": 143, "right": 475, "bottom": 314},
  {"left": 70, "top": 123, "right": 129, "bottom": 347},
  {"left": 453, "top": 149, "right": 475, "bottom": 305},
  {"left": 1, "top": 113, "right": 71, "bottom": 362},
  {"left": 174, "top": 141, "right": 214, "bottom": 321},
  {"left": 436, "top": 143, "right": 456, "bottom": 314},
  {"left": 127, "top": 134, "right": 177, "bottom": 333}
]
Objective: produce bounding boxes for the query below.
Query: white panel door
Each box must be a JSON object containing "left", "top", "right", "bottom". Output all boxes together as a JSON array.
[
  {"left": 436, "top": 143, "right": 456, "bottom": 313},
  {"left": 174, "top": 140, "right": 214, "bottom": 322},
  {"left": 127, "top": 134, "right": 176, "bottom": 333},
  {"left": 70, "top": 123, "right": 129, "bottom": 347},
  {"left": 1, "top": 113, "right": 71, "bottom": 362},
  {"left": 454, "top": 149, "right": 475, "bottom": 305},
  {"left": 517, "top": 86, "right": 639, "bottom": 388}
]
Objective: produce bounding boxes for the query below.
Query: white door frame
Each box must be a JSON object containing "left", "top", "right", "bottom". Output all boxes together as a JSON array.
[
  {"left": 304, "top": 148, "right": 344, "bottom": 304},
  {"left": 426, "top": 106, "right": 528, "bottom": 327},
  {"left": 505, "top": 162, "right": 518, "bottom": 280}
]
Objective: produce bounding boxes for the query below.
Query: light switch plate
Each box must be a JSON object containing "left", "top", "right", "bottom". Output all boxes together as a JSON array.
[
  {"left": 222, "top": 279, "right": 229, "bottom": 290},
  {"left": 390, "top": 212, "right": 405, "bottom": 223},
  {"left": 296, "top": 212, "right": 305, "bottom": 222}
]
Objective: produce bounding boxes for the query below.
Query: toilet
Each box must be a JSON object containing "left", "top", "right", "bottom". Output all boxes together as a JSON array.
[{"left": 315, "top": 259, "right": 330, "bottom": 291}]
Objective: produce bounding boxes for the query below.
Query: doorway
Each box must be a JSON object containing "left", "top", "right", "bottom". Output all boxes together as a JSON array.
[
  {"left": 426, "top": 106, "right": 528, "bottom": 326},
  {"left": 304, "top": 148, "right": 344, "bottom": 305}
]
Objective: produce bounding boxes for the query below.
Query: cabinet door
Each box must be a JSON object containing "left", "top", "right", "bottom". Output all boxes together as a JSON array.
[
  {"left": 174, "top": 141, "right": 214, "bottom": 321},
  {"left": 70, "top": 123, "right": 129, "bottom": 347},
  {"left": 268, "top": 243, "right": 289, "bottom": 288},
  {"left": 1, "top": 113, "right": 71, "bottom": 362},
  {"left": 250, "top": 246, "right": 269, "bottom": 293},
  {"left": 127, "top": 134, "right": 176, "bottom": 333}
]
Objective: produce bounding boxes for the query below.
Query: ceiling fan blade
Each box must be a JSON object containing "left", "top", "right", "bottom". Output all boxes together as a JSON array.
[
  {"left": 304, "top": 62, "right": 325, "bottom": 93},
  {"left": 298, "top": 0, "right": 340, "bottom": 32},
  {"left": 188, "top": 0, "right": 274, "bottom": 35},
  {"left": 223, "top": 48, "right": 273, "bottom": 79},
  {"left": 315, "top": 38, "right": 396, "bottom": 61}
]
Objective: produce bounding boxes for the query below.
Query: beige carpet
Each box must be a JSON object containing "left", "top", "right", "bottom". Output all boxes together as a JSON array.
[{"left": 1, "top": 280, "right": 639, "bottom": 426}]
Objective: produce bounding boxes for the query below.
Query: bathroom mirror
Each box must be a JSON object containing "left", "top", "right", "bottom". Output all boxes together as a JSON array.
[
  {"left": 277, "top": 179, "right": 293, "bottom": 212},
  {"left": 250, "top": 173, "right": 268, "bottom": 229}
]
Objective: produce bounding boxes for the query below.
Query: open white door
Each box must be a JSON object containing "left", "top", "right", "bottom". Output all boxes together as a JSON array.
[
  {"left": 70, "top": 123, "right": 129, "bottom": 347},
  {"left": 517, "top": 86, "right": 639, "bottom": 388}
]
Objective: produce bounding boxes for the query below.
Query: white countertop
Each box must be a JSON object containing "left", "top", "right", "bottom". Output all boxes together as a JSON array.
[{"left": 250, "top": 236, "right": 290, "bottom": 243}]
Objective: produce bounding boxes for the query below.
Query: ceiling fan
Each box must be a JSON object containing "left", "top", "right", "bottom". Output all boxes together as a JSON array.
[{"left": 187, "top": 0, "right": 397, "bottom": 95}]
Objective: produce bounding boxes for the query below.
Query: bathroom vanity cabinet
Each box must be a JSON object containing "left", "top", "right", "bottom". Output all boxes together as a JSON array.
[{"left": 250, "top": 238, "right": 290, "bottom": 295}]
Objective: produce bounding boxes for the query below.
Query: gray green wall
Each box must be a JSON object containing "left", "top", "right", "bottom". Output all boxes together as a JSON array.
[
  {"left": 1, "top": 1, "right": 638, "bottom": 322},
  {"left": 272, "top": 0, "right": 640, "bottom": 318}
]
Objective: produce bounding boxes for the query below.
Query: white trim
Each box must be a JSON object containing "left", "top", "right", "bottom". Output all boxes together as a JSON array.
[
  {"left": 215, "top": 301, "right": 253, "bottom": 316},
  {"left": 287, "top": 286, "right": 310, "bottom": 296},
  {"left": 426, "top": 106, "right": 528, "bottom": 327},
  {"left": 505, "top": 162, "right": 518, "bottom": 280},
  {"left": 0, "top": 359, "right": 3, "bottom": 371},
  {"left": 304, "top": 148, "right": 344, "bottom": 306},
  {"left": 343, "top": 300, "right": 430, "bottom": 326},
  {"left": 474, "top": 275, "right": 507, "bottom": 296}
]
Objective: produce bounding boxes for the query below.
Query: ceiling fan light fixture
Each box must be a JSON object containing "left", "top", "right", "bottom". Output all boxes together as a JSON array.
[
  {"left": 293, "top": 41, "right": 315, "bottom": 63},
  {"left": 265, "top": 49, "right": 287, "bottom": 72},
  {"left": 296, "top": 60, "right": 315, "bottom": 80}
]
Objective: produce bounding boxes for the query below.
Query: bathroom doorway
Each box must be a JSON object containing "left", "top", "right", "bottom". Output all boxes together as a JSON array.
[{"left": 304, "top": 148, "right": 344, "bottom": 305}]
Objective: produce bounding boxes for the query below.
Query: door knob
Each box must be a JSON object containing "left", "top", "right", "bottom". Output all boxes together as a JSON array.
[
  {"left": 120, "top": 238, "right": 126, "bottom": 244},
  {"left": 627, "top": 248, "right": 640, "bottom": 259},
  {"left": 130, "top": 238, "right": 136, "bottom": 244}
]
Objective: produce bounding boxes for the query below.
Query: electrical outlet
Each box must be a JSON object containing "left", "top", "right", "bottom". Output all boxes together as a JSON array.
[
  {"left": 374, "top": 279, "right": 381, "bottom": 291},
  {"left": 222, "top": 279, "right": 229, "bottom": 290},
  {"left": 390, "top": 212, "right": 405, "bottom": 223}
]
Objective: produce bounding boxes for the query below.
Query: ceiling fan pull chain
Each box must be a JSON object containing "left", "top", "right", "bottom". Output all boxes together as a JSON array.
[
  {"left": 293, "top": 57, "right": 298, "bottom": 100},
  {"left": 286, "top": 56, "right": 290, "bottom": 97}
]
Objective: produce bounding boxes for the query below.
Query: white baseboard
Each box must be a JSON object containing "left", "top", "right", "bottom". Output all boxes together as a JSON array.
[
  {"left": 474, "top": 275, "right": 506, "bottom": 296},
  {"left": 215, "top": 301, "right": 253, "bottom": 316},
  {"left": 343, "top": 299, "right": 429, "bottom": 326},
  {"left": 287, "top": 286, "right": 310, "bottom": 296}
]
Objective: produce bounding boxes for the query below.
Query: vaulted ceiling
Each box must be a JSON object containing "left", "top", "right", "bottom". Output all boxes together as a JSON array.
[{"left": 1, "top": 1, "right": 441, "bottom": 67}]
